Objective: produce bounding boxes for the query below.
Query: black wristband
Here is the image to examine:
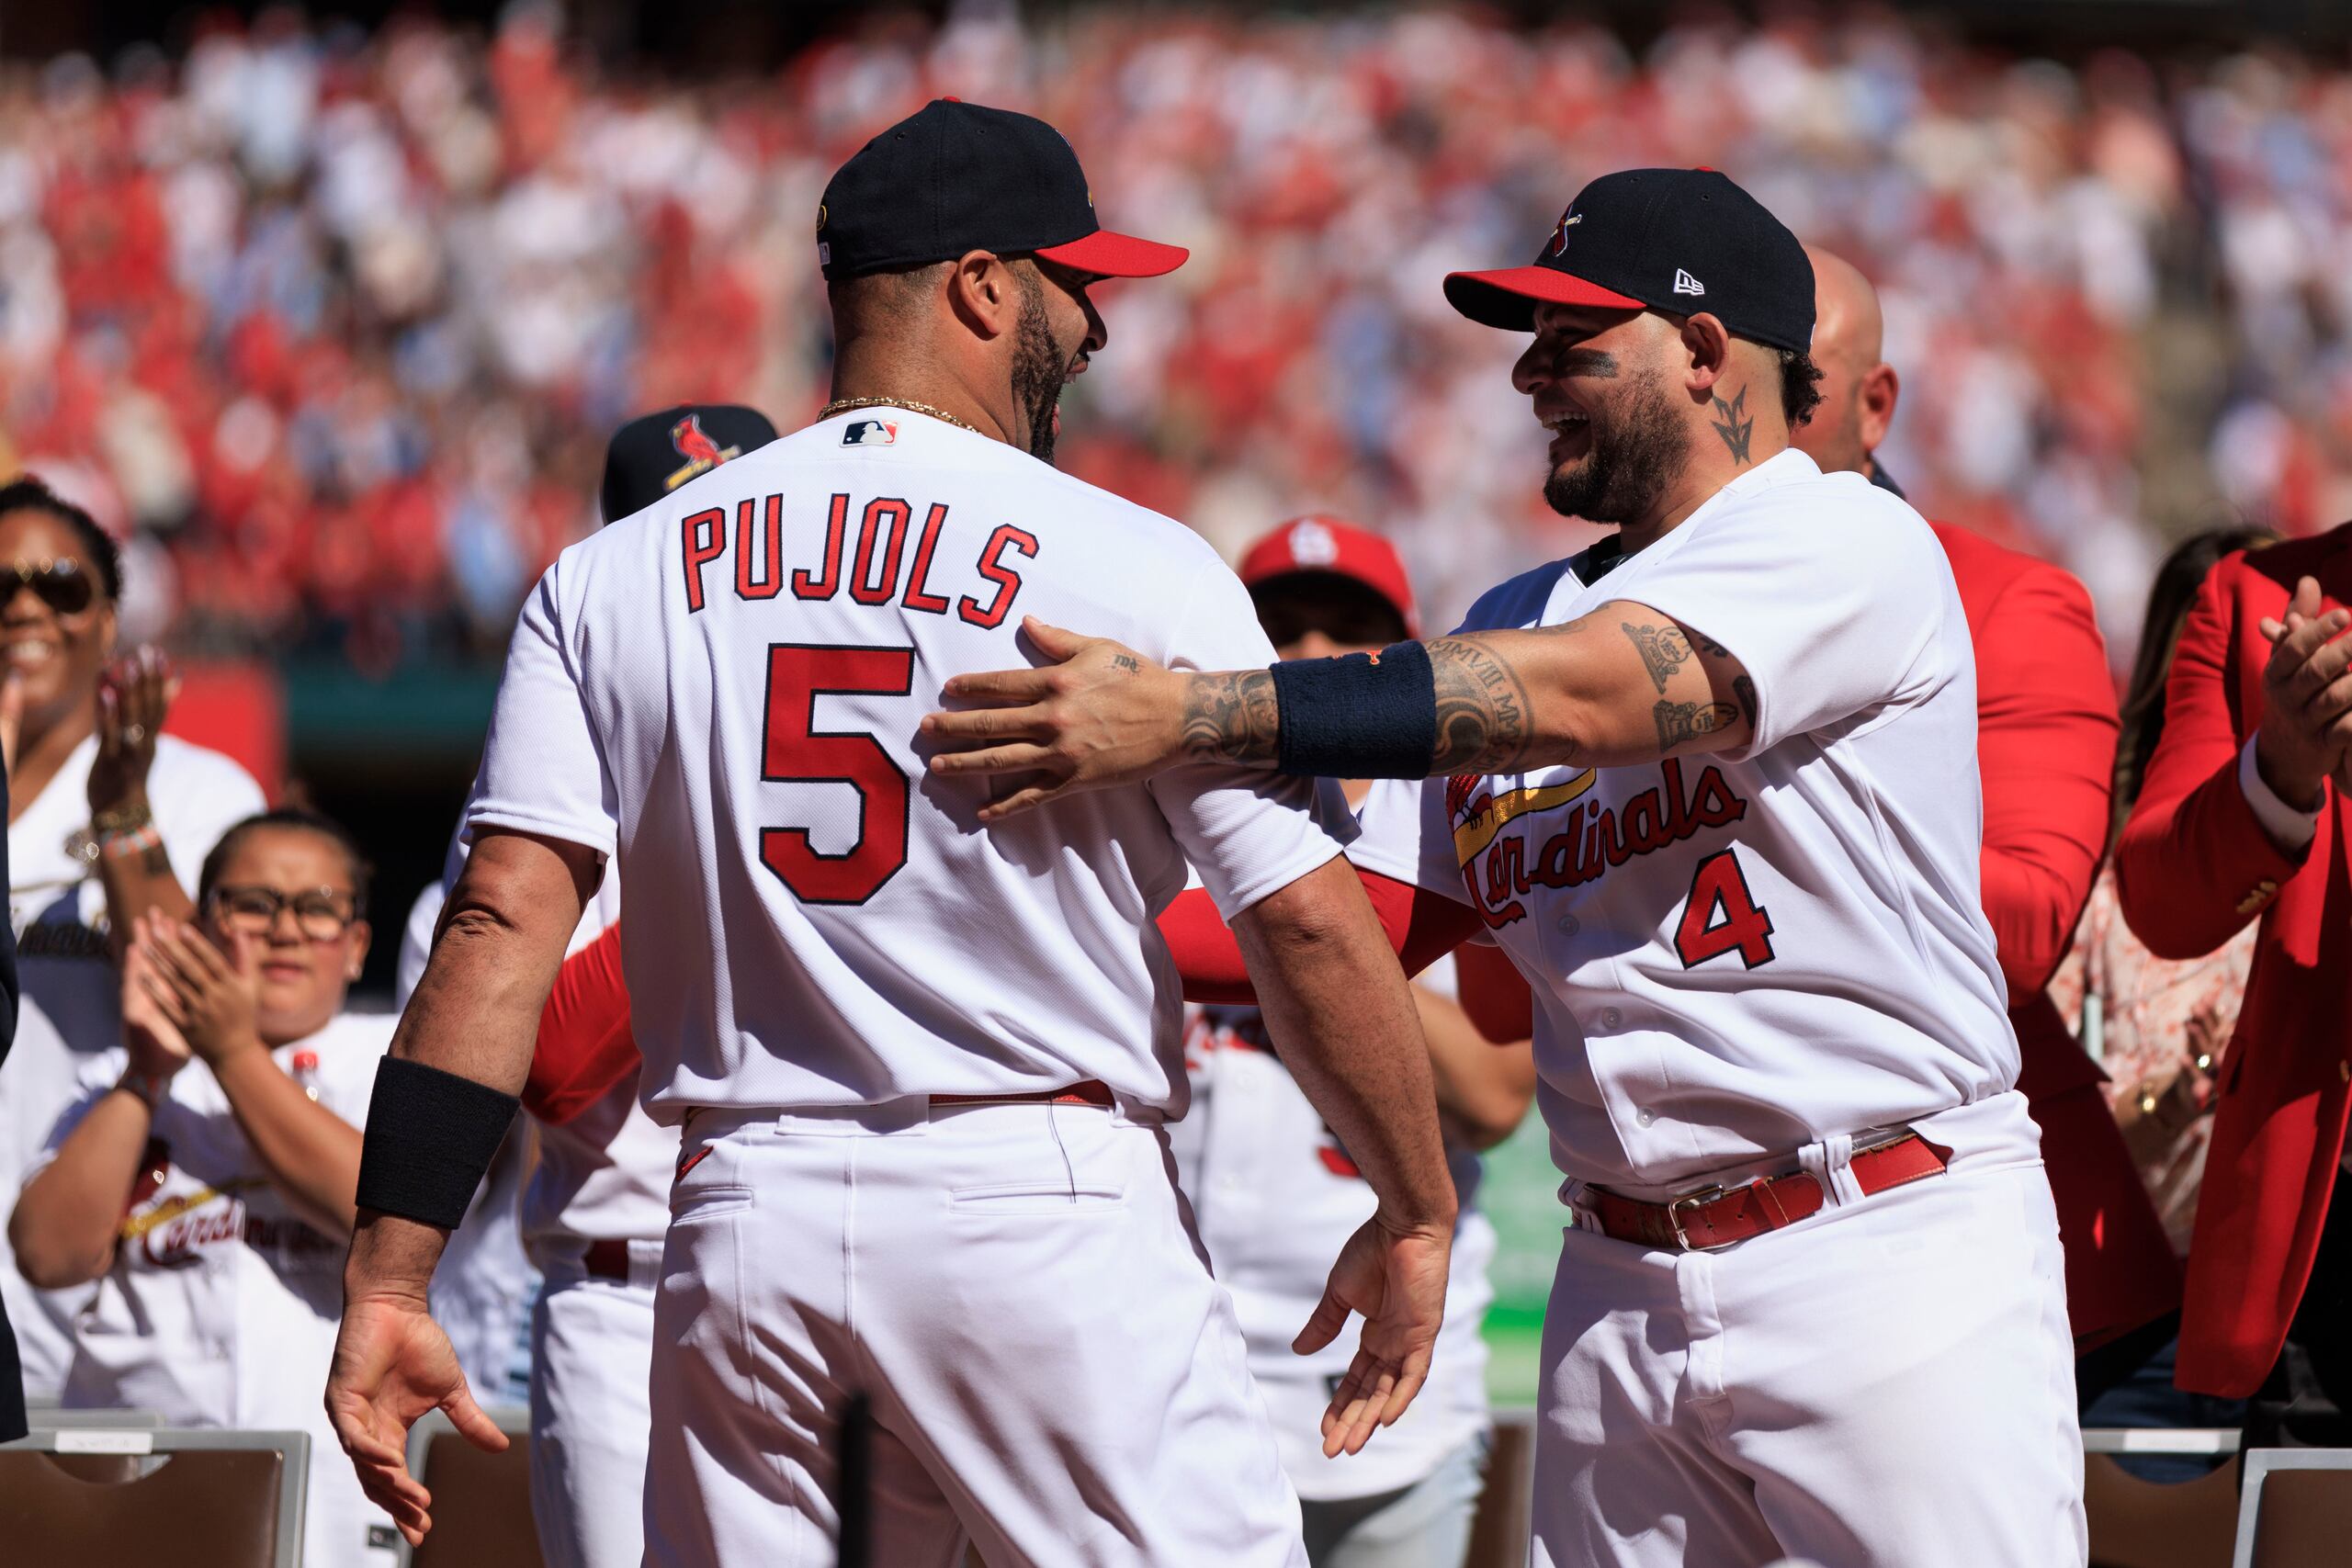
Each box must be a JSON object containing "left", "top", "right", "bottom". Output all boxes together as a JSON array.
[
  {"left": 1270, "top": 641, "right": 1439, "bottom": 779},
  {"left": 355, "top": 1057, "right": 521, "bottom": 1231}
]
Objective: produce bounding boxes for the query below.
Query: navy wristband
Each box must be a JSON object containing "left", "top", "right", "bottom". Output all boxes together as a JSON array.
[
  {"left": 355, "top": 1057, "right": 520, "bottom": 1231},
  {"left": 1270, "top": 641, "right": 1439, "bottom": 779}
]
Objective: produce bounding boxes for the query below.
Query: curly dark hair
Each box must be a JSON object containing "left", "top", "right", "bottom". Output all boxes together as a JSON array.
[
  {"left": 0, "top": 474, "right": 122, "bottom": 602},
  {"left": 1777, "top": 347, "right": 1825, "bottom": 432}
]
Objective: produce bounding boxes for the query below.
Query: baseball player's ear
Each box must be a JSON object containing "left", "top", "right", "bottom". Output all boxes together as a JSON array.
[
  {"left": 1676, "top": 311, "right": 1732, "bottom": 394},
  {"left": 947, "top": 250, "right": 1014, "bottom": 338}
]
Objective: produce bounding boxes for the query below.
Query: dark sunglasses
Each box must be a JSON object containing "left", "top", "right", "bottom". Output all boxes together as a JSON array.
[{"left": 3, "top": 558, "right": 96, "bottom": 616}]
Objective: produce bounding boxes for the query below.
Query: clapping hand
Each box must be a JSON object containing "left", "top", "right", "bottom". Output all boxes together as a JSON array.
[
  {"left": 2255, "top": 576, "right": 2352, "bottom": 810},
  {"left": 119, "top": 929, "right": 192, "bottom": 1082},
  {"left": 131, "top": 911, "right": 263, "bottom": 1067},
  {"left": 87, "top": 645, "right": 177, "bottom": 820}
]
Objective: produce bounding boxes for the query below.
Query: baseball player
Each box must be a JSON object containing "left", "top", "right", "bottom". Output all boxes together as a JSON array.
[
  {"left": 924, "top": 169, "right": 2086, "bottom": 1566},
  {"left": 391, "top": 402, "right": 778, "bottom": 1568},
  {"left": 1171, "top": 515, "right": 1534, "bottom": 1568},
  {"left": 324, "top": 100, "right": 1458, "bottom": 1568}
]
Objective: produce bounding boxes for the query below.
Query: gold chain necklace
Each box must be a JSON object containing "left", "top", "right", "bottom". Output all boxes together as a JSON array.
[{"left": 817, "top": 397, "right": 981, "bottom": 435}]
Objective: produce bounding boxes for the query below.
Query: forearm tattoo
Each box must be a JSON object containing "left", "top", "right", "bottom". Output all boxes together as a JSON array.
[
  {"left": 1426, "top": 635, "right": 1534, "bottom": 773},
  {"left": 1654, "top": 699, "right": 1741, "bottom": 753},
  {"left": 1180, "top": 671, "right": 1282, "bottom": 764},
  {"left": 1710, "top": 385, "right": 1754, "bottom": 465},
  {"left": 1622, "top": 622, "right": 1694, "bottom": 694}
]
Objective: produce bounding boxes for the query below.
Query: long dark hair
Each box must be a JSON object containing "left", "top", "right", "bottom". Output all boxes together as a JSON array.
[{"left": 2113, "top": 526, "right": 2283, "bottom": 824}]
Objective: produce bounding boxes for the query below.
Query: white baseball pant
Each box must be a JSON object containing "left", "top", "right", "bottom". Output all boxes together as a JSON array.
[
  {"left": 643, "top": 1096, "right": 1309, "bottom": 1568},
  {"left": 1533, "top": 1152, "right": 2086, "bottom": 1568},
  {"left": 527, "top": 1253, "right": 657, "bottom": 1568}
]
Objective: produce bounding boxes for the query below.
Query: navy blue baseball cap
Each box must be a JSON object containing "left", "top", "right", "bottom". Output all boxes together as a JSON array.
[
  {"left": 818, "top": 99, "right": 1188, "bottom": 283},
  {"left": 600, "top": 404, "right": 778, "bottom": 525},
  {"left": 1445, "top": 168, "right": 1815, "bottom": 354}
]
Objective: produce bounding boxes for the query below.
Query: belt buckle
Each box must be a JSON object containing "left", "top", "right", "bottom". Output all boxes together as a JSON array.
[{"left": 1667, "top": 1183, "right": 1734, "bottom": 1252}]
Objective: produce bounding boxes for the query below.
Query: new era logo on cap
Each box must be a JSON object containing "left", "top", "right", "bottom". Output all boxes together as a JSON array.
[{"left": 1673, "top": 268, "right": 1705, "bottom": 296}]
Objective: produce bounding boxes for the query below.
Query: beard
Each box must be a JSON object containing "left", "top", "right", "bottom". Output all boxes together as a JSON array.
[
  {"left": 1011, "top": 275, "right": 1066, "bottom": 464},
  {"left": 1543, "top": 375, "right": 1690, "bottom": 525}
]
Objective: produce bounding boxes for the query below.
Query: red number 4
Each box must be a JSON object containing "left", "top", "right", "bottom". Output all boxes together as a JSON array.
[
  {"left": 1673, "top": 850, "right": 1776, "bottom": 968},
  {"left": 759, "top": 643, "right": 913, "bottom": 905}
]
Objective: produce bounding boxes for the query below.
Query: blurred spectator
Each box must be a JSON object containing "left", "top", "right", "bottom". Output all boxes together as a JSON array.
[
  {"left": 2115, "top": 522, "right": 2352, "bottom": 1450},
  {"left": 0, "top": 475, "right": 264, "bottom": 1404},
  {"left": 8, "top": 807, "right": 396, "bottom": 1564},
  {"left": 0, "top": 9, "right": 2336, "bottom": 671},
  {"left": 2051, "top": 527, "right": 2284, "bottom": 1257}
]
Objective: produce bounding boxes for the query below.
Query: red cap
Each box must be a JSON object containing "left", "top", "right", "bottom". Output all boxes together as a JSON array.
[
  {"left": 1035, "top": 230, "right": 1190, "bottom": 278},
  {"left": 1237, "top": 516, "right": 1419, "bottom": 638}
]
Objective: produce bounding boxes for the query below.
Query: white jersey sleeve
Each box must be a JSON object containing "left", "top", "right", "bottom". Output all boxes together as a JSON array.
[
  {"left": 1613, "top": 488, "right": 1953, "bottom": 757},
  {"left": 468, "top": 565, "right": 617, "bottom": 859},
  {"left": 1146, "top": 558, "right": 1354, "bottom": 919},
  {"left": 1348, "top": 775, "right": 1464, "bottom": 905}
]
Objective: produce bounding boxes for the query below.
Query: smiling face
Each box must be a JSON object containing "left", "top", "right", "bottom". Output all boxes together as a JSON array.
[
  {"left": 201, "top": 826, "right": 370, "bottom": 1047},
  {"left": 1012, "top": 257, "right": 1108, "bottom": 464},
  {"left": 1511, "top": 303, "right": 1693, "bottom": 528},
  {"left": 0, "top": 506, "right": 116, "bottom": 739}
]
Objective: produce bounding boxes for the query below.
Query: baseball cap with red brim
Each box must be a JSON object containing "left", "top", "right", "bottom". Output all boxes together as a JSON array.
[
  {"left": 1444, "top": 168, "right": 1814, "bottom": 353},
  {"left": 1238, "top": 515, "right": 1421, "bottom": 639},
  {"left": 819, "top": 99, "right": 1187, "bottom": 282}
]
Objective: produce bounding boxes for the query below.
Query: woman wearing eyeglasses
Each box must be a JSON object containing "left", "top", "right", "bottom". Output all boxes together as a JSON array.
[
  {"left": 9, "top": 807, "right": 398, "bottom": 1566},
  {"left": 0, "top": 475, "right": 266, "bottom": 1402}
]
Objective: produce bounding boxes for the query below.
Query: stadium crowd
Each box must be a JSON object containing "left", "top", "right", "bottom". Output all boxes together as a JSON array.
[{"left": 0, "top": 6, "right": 2346, "bottom": 670}]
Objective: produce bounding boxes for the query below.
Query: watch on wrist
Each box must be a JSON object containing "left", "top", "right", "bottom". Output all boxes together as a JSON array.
[{"left": 117, "top": 1067, "right": 171, "bottom": 1112}]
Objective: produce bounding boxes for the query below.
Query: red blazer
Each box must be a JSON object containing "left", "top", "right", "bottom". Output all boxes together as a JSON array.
[
  {"left": 1934, "top": 522, "right": 2180, "bottom": 1347},
  {"left": 2116, "top": 526, "right": 2352, "bottom": 1397}
]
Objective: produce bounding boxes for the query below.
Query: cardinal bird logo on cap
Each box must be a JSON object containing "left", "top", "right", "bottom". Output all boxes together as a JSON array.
[
  {"left": 1549, "top": 209, "right": 1582, "bottom": 256},
  {"left": 665, "top": 413, "right": 744, "bottom": 492}
]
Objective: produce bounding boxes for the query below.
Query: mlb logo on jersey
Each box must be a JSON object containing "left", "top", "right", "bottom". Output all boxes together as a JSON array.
[{"left": 842, "top": 419, "right": 899, "bottom": 447}]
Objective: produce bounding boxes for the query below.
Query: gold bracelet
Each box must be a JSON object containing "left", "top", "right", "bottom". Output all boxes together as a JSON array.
[{"left": 91, "top": 801, "right": 154, "bottom": 835}]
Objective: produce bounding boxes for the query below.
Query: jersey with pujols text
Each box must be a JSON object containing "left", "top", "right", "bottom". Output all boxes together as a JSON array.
[
  {"left": 467, "top": 409, "right": 1348, "bottom": 1121},
  {"left": 1352, "top": 450, "right": 2030, "bottom": 1194}
]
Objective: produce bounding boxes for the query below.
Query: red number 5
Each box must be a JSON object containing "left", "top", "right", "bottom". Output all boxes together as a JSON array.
[
  {"left": 760, "top": 643, "right": 913, "bottom": 905},
  {"left": 1674, "top": 849, "right": 1776, "bottom": 968}
]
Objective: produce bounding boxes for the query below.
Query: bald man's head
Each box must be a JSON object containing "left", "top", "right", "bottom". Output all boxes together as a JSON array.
[{"left": 1792, "top": 244, "right": 1900, "bottom": 477}]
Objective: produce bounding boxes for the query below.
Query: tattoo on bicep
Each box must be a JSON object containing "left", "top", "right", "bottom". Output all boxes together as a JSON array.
[
  {"left": 1691, "top": 630, "right": 1730, "bottom": 658},
  {"left": 1709, "top": 385, "right": 1754, "bottom": 465},
  {"left": 1621, "top": 622, "right": 1694, "bottom": 694},
  {"left": 1427, "top": 636, "right": 1535, "bottom": 774},
  {"left": 1732, "top": 673, "right": 1758, "bottom": 732},
  {"left": 1180, "top": 670, "right": 1282, "bottom": 765},
  {"left": 1653, "top": 699, "right": 1741, "bottom": 753}
]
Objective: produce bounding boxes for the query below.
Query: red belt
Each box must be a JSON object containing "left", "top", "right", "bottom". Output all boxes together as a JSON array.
[
  {"left": 582, "top": 1238, "right": 634, "bottom": 1281},
  {"left": 1586, "top": 1132, "right": 1950, "bottom": 1253},
  {"left": 931, "top": 1078, "right": 1114, "bottom": 1111}
]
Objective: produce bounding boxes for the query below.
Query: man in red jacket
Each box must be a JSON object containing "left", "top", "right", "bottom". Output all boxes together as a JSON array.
[
  {"left": 1795, "top": 248, "right": 2180, "bottom": 1390},
  {"left": 2116, "top": 528, "right": 2352, "bottom": 1446}
]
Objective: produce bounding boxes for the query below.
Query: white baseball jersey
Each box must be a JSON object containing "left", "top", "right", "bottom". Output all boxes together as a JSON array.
[
  {"left": 1168, "top": 952, "right": 1493, "bottom": 1501},
  {"left": 37, "top": 1011, "right": 400, "bottom": 1566},
  {"left": 1, "top": 733, "right": 265, "bottom": 1398},
  {"left": 1353, "top": 449, "right": 2030, "bottom": 1193},
  {"left": 465, "top": 408, "right": 1347, "bottom": 1118}
]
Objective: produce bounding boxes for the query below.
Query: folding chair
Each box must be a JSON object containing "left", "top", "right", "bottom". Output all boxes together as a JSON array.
[
  {"left": 2233, "top": 1449, "right": 2352, "bottom": 1568},
  {"left": 402, "top": 1405, "right": 542, "bottom": 1568},
  {"left": 1464, "top": 1408, "right": 1538, "bottom": 1568},
  {"left": 2080, "top": 1427, "right": 2243, "bottom": 1568},
  {"left": 0, "top": 1427, "right": 306, "bottom": 1568}
]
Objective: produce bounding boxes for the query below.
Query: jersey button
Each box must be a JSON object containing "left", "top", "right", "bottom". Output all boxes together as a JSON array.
[
  {"left": 1600, "top": 1008, "right": 1623, "bottom": 1030},
  {"left": 1556, "top": 915, "right": 1579, "bottom": 935},
  {"left": 1635, "top": 1109, "right": 1656, "bottom": 1129}
]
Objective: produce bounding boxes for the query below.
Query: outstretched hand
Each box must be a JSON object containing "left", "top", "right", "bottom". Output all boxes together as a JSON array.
[
  {"left": 2256, "top": 575, "right": 2352, "bottom": 809},
  {"left": 921, "top": 617, "right": 1195, "bottom": 819},
  {"left": 324, "top": 1294, "right": 508, "bottom": 1547},
  {"left": 1295, "top": 1216, "right": 1451, "bottom": 1458}
]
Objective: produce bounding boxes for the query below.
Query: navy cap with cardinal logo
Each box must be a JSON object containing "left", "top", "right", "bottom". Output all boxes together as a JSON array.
[
  {"left": 600, "top": 404, "right": 780, "bottom": 525},
  {"left": 818, "top": 99, "right": 1187, "bottom": 282},
  {"left": 1444, "top": 168, "right": 1814, "bottom": 354}
]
